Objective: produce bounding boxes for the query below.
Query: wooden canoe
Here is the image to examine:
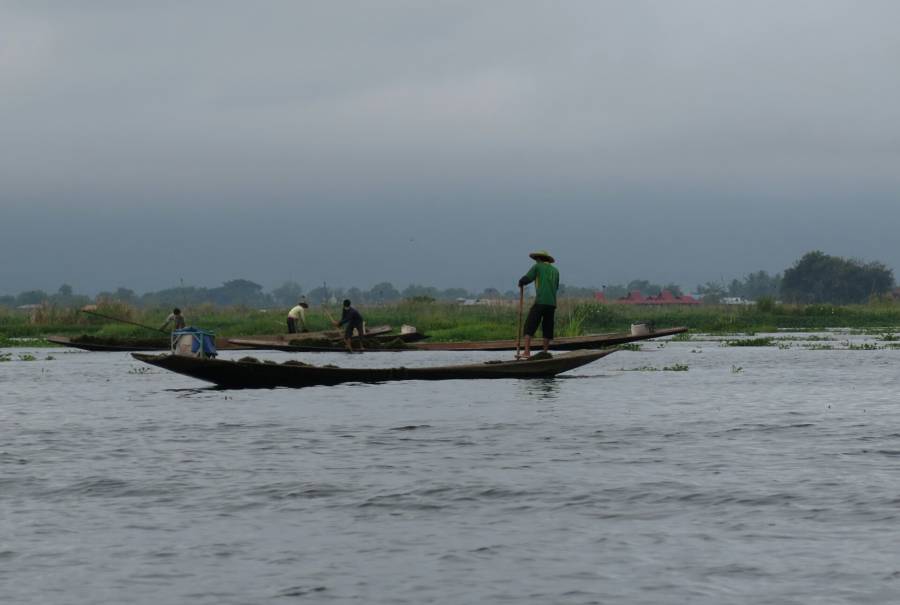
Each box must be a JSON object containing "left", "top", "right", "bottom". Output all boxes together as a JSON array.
[
  {"left": 228, "top": 329, "right": 428, "bottom": 352},
  {"left": 131, "top": 349, "right": 616, "bottom": 389},
  {"left": 409, "top": 326, "right": 688, "bottom": 351},
  {"left": 227, "top": 326, "right": 687, "bottom": 352},
  {"left": 47, "top": 335, "right": 169, "bottom": 351},
  {"left": 235, "top": 325, "right": 394, "bottom": 344},
  {"left": 46, "top": 335, "right": 253, "bottom": 352}
]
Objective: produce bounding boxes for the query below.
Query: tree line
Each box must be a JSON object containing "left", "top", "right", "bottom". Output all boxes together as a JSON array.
[
  {"left": 1, "top": 279, "right": 669, "bottom": 309},
  {"left": 695, "top": 251, "right": 895, "bottom": 304},
  {"left": 1, "top": 251, "right": 895, "bottom": 309}
]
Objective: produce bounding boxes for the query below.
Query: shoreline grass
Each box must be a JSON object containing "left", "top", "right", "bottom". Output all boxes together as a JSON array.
[{"left": 3, "top": 299, "right": 900, "bottom": 347}]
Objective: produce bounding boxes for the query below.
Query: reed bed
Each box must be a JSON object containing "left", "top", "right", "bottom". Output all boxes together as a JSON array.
[{"left": 3, "top": 299, "right": 900, "bottom": 345}]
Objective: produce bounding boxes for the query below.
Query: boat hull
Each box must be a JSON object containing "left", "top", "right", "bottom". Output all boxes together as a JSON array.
[
  {"left": 228, "top": 330, "right": 426, "bottom": 352},
  {"left": 47, "top": 336, "right": 168, "bottom": 351},
  {"left": 131, "top": 349, "right": 615, "bottom": 389},
  {"left": 228, "top": 326, "right": 687, "bottom": 352},
  {"left": 46, "top": 336, "right": 252, "bottom": 352}
]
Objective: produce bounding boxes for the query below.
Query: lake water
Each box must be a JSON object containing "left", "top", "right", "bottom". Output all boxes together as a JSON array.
[{"left": 3, "top": 332, "right": 900, "bottom": 604}]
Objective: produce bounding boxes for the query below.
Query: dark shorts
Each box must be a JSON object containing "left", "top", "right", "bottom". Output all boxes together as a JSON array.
[
  {"left": 287, "top": 317, "right": 298, "bottom": 334},
  {"left": 523, "top": 304, "right": 555, "bottom": 339},
  {"left": 344, "top": 320, "right": 364, "bottom": 339}
]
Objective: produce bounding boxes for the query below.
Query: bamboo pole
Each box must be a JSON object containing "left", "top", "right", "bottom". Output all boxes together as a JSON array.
[
  {"left": 516, "top": 286, "right": 524, "bottom": 359},
  {"left": 81, "top": 309, "right": 167, "bottom": 334}
]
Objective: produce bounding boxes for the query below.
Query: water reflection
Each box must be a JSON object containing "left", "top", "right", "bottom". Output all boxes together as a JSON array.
[
  {"left": 517, "top": 378, "right": 561, "bottom": 400},
  {"left": 166, "top": 386, "right": 233, "bottom": 399}
]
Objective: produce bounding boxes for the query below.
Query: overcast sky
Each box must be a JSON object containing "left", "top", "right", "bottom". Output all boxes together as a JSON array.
[{"left": 2, "top": 0, "right": 899, "bottom": 296}]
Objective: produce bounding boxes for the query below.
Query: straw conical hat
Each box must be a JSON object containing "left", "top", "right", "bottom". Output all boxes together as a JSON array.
[{"left": 529, "top": 250, "right": 555, "bottom": 263}]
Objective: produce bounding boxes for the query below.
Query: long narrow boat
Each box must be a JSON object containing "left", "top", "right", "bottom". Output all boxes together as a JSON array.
[
  {"left": 411, "top": 326, "right": 688, "bottom": 351},
  {"left": 46, "top": 335, "right": 253, "bottom": 352},
  {"left": 228, "top": 329, "right": 428, "bottom": 352},
  {"left": 235, "top": 324, "right": 394, "bottom": 344},
  {"left": 227, "top": 326, "right": 688, "bottom": 352},
  {"left": 47, "top": 335, "right": 169, "bottom": 351},
  {"left": 131, "top": 349, "right": 615, "bottom": 388},
  {"left": 45, "top": 325, "right": 399, "bottom": 353}
]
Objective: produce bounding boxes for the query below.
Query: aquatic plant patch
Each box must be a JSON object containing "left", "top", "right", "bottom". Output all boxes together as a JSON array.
[
  {"left": 663, "top": 363, "right": 689, "bottom": 371},
  {"left": 619, "top": 364, "right": 689, "bottom": 372},
  {"left": 724, "top": 337, "right": 775, "bottom": 347}
]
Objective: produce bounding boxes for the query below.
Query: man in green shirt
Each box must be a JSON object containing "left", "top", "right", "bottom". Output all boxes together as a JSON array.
[{"left": 518, "top": 249, "right": 560, "bottom": 359}]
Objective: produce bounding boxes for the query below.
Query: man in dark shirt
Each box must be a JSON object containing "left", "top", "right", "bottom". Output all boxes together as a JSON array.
[{"left": 333, "top": 299, "right": 365, "bottom": 353}]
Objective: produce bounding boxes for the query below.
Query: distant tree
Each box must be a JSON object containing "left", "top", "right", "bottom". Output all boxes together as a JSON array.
[
  {"left": 271, "top": 281, "right": 304, "bottom": 307},
  {"left": 50, "top": 286, "right": 91, "bottom": 308},
  {"left": 306, "top": 285, "right": 329, "bottom": 305},
  {"left": 209, "top": 279, "right": 272, "bottom": 307},
  {"left": 478, "top": 287, "right": 502, "bottom": 299},
  {"left": 696, "top": 281, "right": 727, "bottom": 304},
  {"left": 781, "top": 251, "right": 894, "bottom": 304},
  {"left": 0, "top": 295, "right": 15, "bottom": 307},
  {"left": 97, "top": 287, "right": 137, "bottom": 305},
  {"left": 402, "top": 284, "right": 439, "bottom": 300},
  {"left": 367, "top": 282, "right": 401, "bottom": 304},
  {"left": 727, "top": 271, "right": 781, "bottom": 300},
  {"left": 141, "top": 286, "right": 209, "bottom": 308},
  {"left": 114, "top": 287, "right": 137, "bottom": 304},
  {"left": 440, "top": 287, "right": 470, "bottom": 300},
  {"left": 16, "top": 290, "right": 49, "bottom": 306},
  {"left": 345, "top": 287, "right": 365, "bottom": 304}
]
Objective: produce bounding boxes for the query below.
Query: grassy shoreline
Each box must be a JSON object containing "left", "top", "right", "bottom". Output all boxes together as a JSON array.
[{"left": 3, "top": 300, "right": 900, "bottom": 347}]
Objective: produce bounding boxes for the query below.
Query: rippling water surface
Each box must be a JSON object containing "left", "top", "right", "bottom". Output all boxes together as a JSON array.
[{"left": 3, "top": 334, "right": 900, "bottom": 604}]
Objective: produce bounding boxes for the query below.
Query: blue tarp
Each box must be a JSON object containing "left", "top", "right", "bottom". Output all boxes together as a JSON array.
[{"left": 173, "top": 327, "right": 217, "bottom": 357}]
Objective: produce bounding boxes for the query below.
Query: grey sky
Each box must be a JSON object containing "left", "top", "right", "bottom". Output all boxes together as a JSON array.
[{"left": 2, "top": 1, "right": 899, "bottom": 295}]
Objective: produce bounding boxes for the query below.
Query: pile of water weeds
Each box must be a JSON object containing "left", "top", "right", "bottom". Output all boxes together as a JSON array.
[{"left": 73, "top": 335, "right": 168, "bottom": 347}]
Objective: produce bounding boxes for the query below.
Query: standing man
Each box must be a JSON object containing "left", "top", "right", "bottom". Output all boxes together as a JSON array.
[
  {"left": 160, "top": 307, "right": 186, "bottom": 331},
  {"left": 287, "top": 297, "right": 309, "bottom": 333},
  {"left": 333, "top": 299, "right": 365, "bottom": 353},
  {"left": 518, "top": 250, "right": 559, "bottom": 359}
]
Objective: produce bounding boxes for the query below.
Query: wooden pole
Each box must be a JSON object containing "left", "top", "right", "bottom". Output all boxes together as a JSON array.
[
  {"left": 81, "top": 309, "right": 167, "bottom": 334},
  {"left": 516, "top": 285, "right": 524, "bottom": 359},
  {"left": 322, "top": 306, "right": 337, "bottom": 325}
]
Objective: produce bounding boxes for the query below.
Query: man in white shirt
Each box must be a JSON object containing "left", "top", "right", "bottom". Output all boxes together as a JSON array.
[
  {"left": 160, "top": 308, "right": 186, "bottom": 331},
  {"left": 287, "top": 298, "right": 309, "bottom": 333}
]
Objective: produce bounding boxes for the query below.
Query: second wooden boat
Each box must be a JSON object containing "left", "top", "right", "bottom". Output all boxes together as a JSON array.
[{"left": 228, "top": 326, "right": 687, "bottom": 352}]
